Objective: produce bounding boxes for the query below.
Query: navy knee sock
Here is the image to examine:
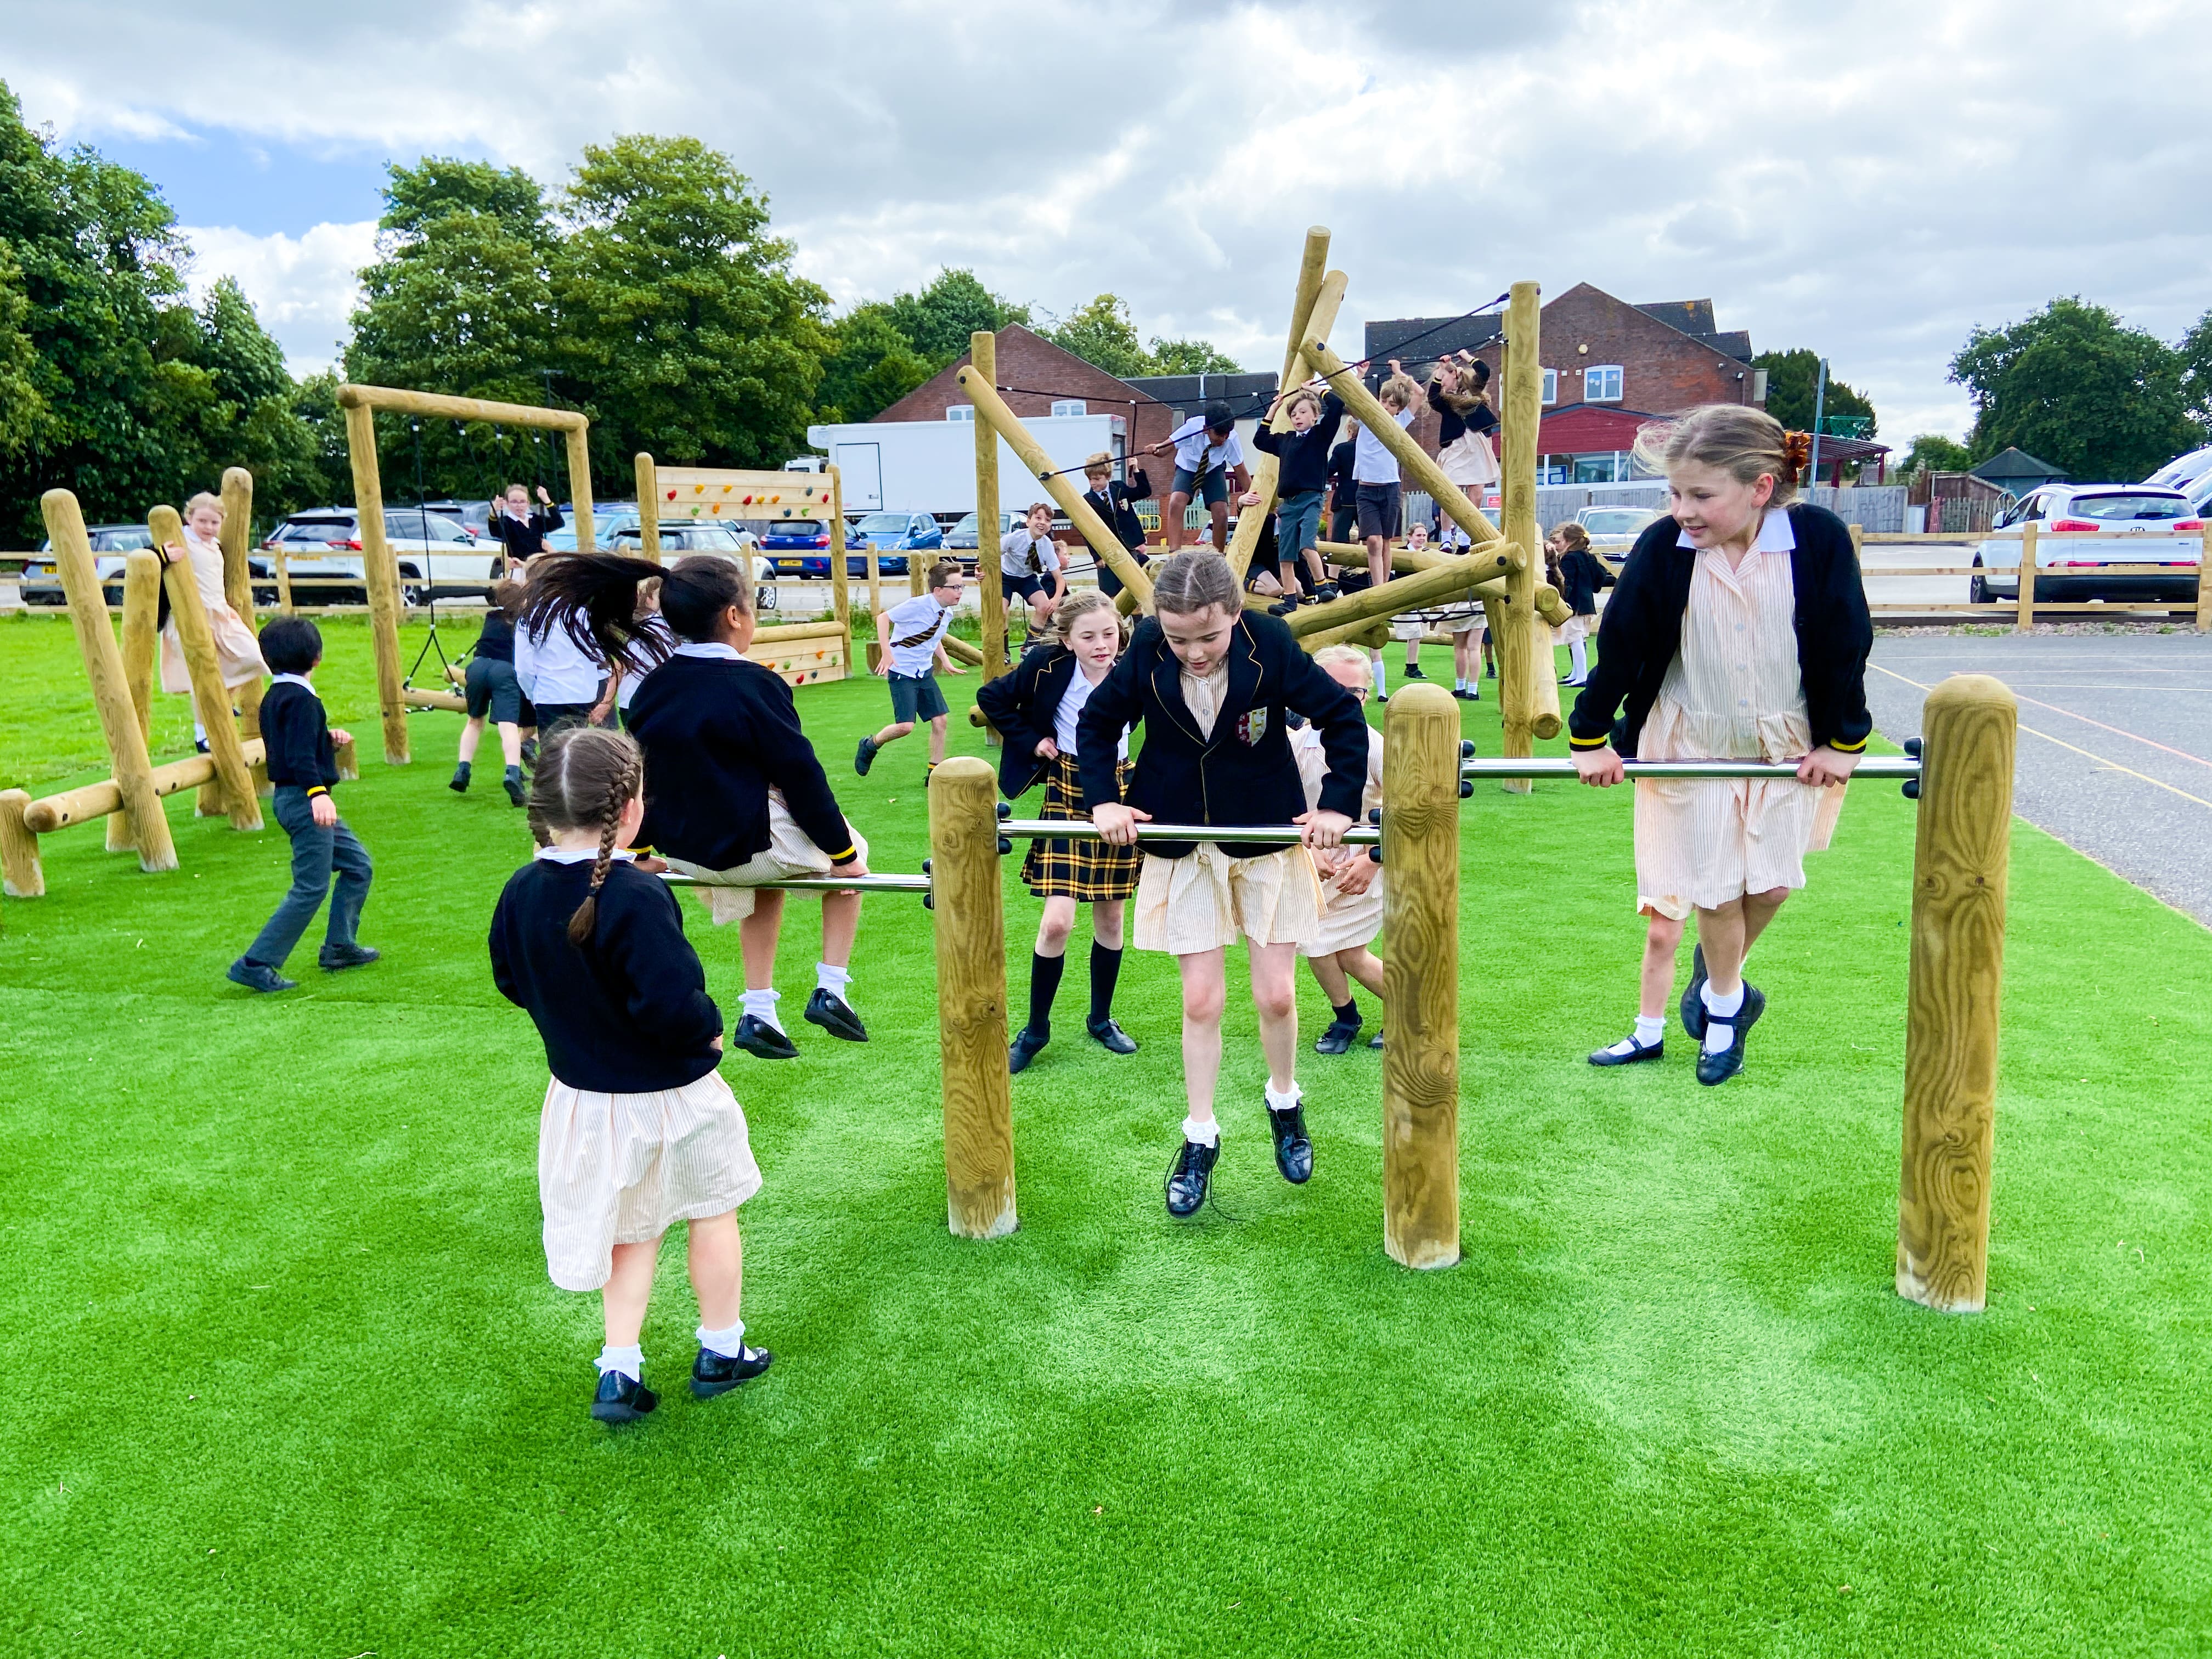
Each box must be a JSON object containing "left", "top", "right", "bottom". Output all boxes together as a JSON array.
[
  {"left": 1028, "top": 951, "right": 1065, "bottom": 1038},
  {"left": 1088, "top": 942, "right": 1124, "bottom": 1026}
]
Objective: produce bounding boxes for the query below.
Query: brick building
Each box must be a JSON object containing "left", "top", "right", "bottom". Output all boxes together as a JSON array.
[{"left": 1365, "top": 284, "right": 1767, "bottom": 484}]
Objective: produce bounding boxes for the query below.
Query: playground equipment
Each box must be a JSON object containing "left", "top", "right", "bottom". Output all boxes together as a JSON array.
[
  {"left": 337, "top": 384, "right": 597, "bottom": 765},
  {"left": 1224, "top": 227, "right": 1348, "bottom": 583},
  {"left": 3, "top": 484, "right": 354, "bottom": 901}
]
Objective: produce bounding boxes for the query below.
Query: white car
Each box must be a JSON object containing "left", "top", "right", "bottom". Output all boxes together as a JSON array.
[
  {"left": 606, "top": 521, "right": 779, "bottom": 608},
  {"left": 2146, "top": 443, "right": 2212, "bottom": 494},
  {"left": 264, "top": 508, "right": 500, "bottom": 602},
  {"left": 1970, "top": 484, "right": 2204, "bottom": 605},
  {"left": 1577, "top": 505, "right": 1660, "bottom": 562}
]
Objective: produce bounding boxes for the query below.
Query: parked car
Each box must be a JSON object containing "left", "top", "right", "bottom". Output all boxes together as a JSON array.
[
  {"left": 21, "top": 524, "right": 157, "bottom": 605},
  {"left": 1577, "top": 505, "right": 1660, "bottom": 563},
  {"left": 1970, "top": 484, "right": 2204, "bottom": 604},
  {"left": 2146, "top": 443, "right": 2212, "bottom": 494},
  {"left": 263, "top": 507, "right": 498, "bottom": 603},
  {"left": 943, "top": 510, "right": 1018, "bottom": 572},
  {"left": 606, "top": 521, "right": 780, "bottom": 608},
  {"left": 844, "top": 510, "right": 943, "bottom": 576}
]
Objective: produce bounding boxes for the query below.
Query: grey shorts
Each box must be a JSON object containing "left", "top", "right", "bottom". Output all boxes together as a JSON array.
[
  {"left": 889, "top": 671, "right": 950, "bottom": 724},
  {"left": 1171, "top": 466, "right": 1229, "bottom": 507},
  {"left": 464, "top": 657, "right": 523, "bottom": 725},
  {"left": 1355, "top": 482, "right": 1402, "bottom": 540},
  {"left": 1276, "top": 489, "right": 1325, "bottom": 556}
]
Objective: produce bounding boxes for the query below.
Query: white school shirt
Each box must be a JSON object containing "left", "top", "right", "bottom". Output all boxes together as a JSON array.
[
  {"left": 615, "top": 616, "right": 676, "bottom": 711},
  {"left": 1000, "top": 530, "right": 1063, "bottom": 580},
  {"left": 535, "top": 845, "right": 636, "bottom": 864},
  {"left": 270, "top": 672, "right": 319, "bottom": 699},
  {"left": 1053, "top": 662, "right": 1130, "bottom": 760},
  {"left": 883, "top": 593, "right": 955, "bottom": 676},
  {"left": 1352, "top": 405, "right": 1417, "bottom": 484},
  {"left": 513, "top": 618, "right": 603, "bottom": 703},
  {"left": 1168, "top": 416, "right": 1245, "bottom": 477},
  {"left": 672, "top": 641, "right": 742, "bottom": 660}
]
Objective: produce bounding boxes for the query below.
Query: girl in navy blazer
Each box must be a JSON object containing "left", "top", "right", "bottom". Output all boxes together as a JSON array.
[{"left": 1074, "top": 551, "right": 1368, "bottom": 1218}]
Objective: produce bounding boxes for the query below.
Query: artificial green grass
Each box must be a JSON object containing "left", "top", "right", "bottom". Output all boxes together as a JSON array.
[{"left": 2, "top": 613, "right": 2207, "bottom": 1657}]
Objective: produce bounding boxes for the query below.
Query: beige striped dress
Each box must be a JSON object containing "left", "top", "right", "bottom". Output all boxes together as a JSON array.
[{"left": 1632, "top": 509, "right": 1847, "bottom": 921}]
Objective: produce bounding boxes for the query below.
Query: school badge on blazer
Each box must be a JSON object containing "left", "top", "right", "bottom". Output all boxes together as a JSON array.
[{"left": 1237, "top": 708, "right": 1268, "bottom": 746}]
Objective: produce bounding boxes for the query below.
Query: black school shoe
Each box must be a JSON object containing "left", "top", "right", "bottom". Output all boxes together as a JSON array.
[
  {"left": 449, "top": 761, "right": 471, "bottom": 792},
  {"left": 1680, "top": 944, "right": 1709, "bottom": 1041},
  {"left": 1313, "top": 1015, "right": 1362, "bottom": 1054},
  {"left": 1087, "top": 1017, "right": 1138, "bottom": 1054},
  {"left": 1267, "top": 1101, "right": 1313, "bottom": 1184},
  {"left": 590, "top": 1369, "right": 658, "bottom": 1424},
  {"left": 1267, "top": 596, "right": 1300, "bottom": 617},
  {"left": 225, "top": 958, "right": 296, "bottom": 994},
  {"left": 854, "top": 736, "right": 877, "bottom": 777},
  {"left": 691, "top": 1342, "right": 774, "bottom": 1398},
  {"left": 1165, "top": 1137, "right": 1220, "bottom": 1217},
  {"left": 504, "top": 765, "right": 526, "bottom": 806},
  {"left": 1314, "top": 582, "right": 1341, "bottom": 602},
  {"left": 1453, "top": 686, "right": 1478, "bottom": 700},
  {"left": 1008, "top": 1026, "right": 1049, "bottom": 1074},
  {"left": 1402, "top": 663, "right": 1426, "bottom": 679},
  {"left": 805, "top": 988, "right": 868, "bottom": 1042},
  {"left": 1588, "top": 1035, "right": 1664, "bottom": 1067},
  {"left": 318, "top": 943, "right": 380, "bottom": 972},
  {"left": 732, "top": 1015, "right": 798, "bottom": 1060},
  {"left": 1695, "top": 984, "right": 1766, "bottom": 1087}
]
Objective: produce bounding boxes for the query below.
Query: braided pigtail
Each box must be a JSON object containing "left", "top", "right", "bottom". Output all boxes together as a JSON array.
[
  {"left": 529, "top": 726, "right": 647, "bottom": 946},
  {"left": 567, "top": 743, "right": 642, "bottom": 946}
]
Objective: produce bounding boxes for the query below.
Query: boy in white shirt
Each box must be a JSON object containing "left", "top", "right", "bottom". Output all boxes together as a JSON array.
[
  {"left": 1356, "top": 365, "right": 1422, "bottom": 696},
  {"left": 1147, "top": 400, "right": 1251, "bottom": 551},
  {"left": 998, "top": 503, "right": 1066, "bottom": 637},
  {"left": 856, "top": 561, "right": 968, "bottom": 778}
]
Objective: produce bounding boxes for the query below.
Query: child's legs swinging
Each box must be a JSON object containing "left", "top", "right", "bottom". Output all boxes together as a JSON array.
[
  {"left": 871, "top": 717, "right": 916, "bottom": 748},
  {"left": 1249, "top": 940, "right": 1300, "bottom": 1094},
  {"left": 1639, "top": 909, "right": 1686, "bottom": 1019},
  {"left": 927, "top": 714, "right": 948, "bottom": 764},
  {"left": 686, "top": 1211, "right": 742, "bottom": 1331},
  {"left": 1176, "top": 947, "right": 1228, "bottom": 1125},
  {"left": 740, "top": 888, "right": 786, "bottom": 990},
  {"left": 820, "top": 889, "right": 860, "bottom": 969},
  {"left": 458, "top": 714, "right": 487, "bottom": 763}
]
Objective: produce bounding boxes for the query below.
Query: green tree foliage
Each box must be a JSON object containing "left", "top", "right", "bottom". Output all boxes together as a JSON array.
[
  {"left": 1950, "top": 297, "right": 2202, "bottom": 481},
  {"left": 883, "top": 268, "right": 1029, "bottom": 367},
  {"left": 816, "top": 303, "right": 933, "bottom": 424},
  {"left": 1753, "top": 348, "right": 1876, "bottom": 437},
  {"left": 1147, "top": 337, "right": 1242, "bottom": 375},
  {"left": 1040, "top": 293, "right": 1242, "bottom": 380},
  {"left": 1899, "top": 433, "right": 1973, "bottom": 477},
  {"left": 554, "top": 134, "right": 832, "bottom": 473},
  {"left": 2176, "top": 306, "right": 2212, "bottom": 432}
]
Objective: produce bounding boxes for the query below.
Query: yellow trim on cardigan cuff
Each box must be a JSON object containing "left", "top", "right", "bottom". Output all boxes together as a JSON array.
[
  {"left": 305, "top": 785, "right": 330, "bottom": 798},
  {"left": 1567, "top": 733, "right": 1610, "bottom": 751},
  {"left": 1830, "top": 736, "right": 1868, "bottom": 752},
  {"left": 827, "top": 845, "right": 859, "bottom": 865}
]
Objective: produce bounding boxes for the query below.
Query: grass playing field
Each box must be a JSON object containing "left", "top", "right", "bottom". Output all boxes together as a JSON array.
[{"left": 2, "top": 611, "right": 2207, "bottom": 1657}]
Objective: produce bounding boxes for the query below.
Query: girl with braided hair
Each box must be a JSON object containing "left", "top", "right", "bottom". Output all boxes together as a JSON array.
[{"left": 489, "top": 726, "right": 772, "bottom": 1425}]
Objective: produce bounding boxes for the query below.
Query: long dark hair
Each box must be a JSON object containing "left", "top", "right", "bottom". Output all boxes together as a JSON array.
[{"left": 517, "top": 552, "right": 752, "bottom": 669}]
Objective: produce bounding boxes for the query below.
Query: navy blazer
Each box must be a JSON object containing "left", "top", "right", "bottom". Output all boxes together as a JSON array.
[
  {"left": 975, "top": 644, "right": 1082, "bottom": 800},
  {"left": 1075, "top": 610, "right": 1368, "bottom": 859},
  {"left": 1566, "top": 503, "right": 1873, "bottom": 757}
]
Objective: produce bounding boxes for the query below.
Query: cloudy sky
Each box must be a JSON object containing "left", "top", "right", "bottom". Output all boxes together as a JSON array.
[{"left": 5, "top": 0, "right": 2207, "bottom": 441}]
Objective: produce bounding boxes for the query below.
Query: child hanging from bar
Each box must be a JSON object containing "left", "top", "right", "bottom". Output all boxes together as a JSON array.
[
  {"left": 978, "top": 589, "right": 1143, "bottom": 1075},
  {"left": 488, "top": 726, "right": 772, "bottom": 1425},
  {"left": 1427, "top": 351, "right": 1499, "bottom": 499},
  {"left": 998, "top": 502, "right": 1066, "bottom": 640},
  {"left": 1244, "top": 383, "right": 1346, "bottom": 614},
  {"left": 1570, "top": 407, "right": 1871, "bottom": 1085},
  {"left": 158, "top": 490, "right": 268, "bottom": 753},
  {"left": 520, "top": 554, "right": 873, "bottom": 1062},
  {"left": 1294, "top": 646, "right": 1388, "bottom": 1054},
  {"left": 856, "top": 560, "right": 968, "bottom": 781},
  {"left": 1077, "top": 550, "right": 1369, "bottom": 1218}
]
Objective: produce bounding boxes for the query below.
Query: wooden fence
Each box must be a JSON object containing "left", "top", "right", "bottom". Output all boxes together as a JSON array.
[{"left": 1855, "top": 526, "right": 2208, "bottom": 630}]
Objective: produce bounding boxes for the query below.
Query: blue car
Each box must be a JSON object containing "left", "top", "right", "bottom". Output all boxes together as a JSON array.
[{"left": 768, "top": 512, "right": 941, "bottom": 578}]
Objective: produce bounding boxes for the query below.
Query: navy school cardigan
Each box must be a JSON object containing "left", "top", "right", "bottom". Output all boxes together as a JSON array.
[
  {"left": 1074, "top": 610, "right": 1369, "bottom": 860},
  {"left": 976, "top": 642, "right": 1084, "bottom": 800},
  {"left": 1565, "top": 502, "right": 1874, "bottom": 758}
]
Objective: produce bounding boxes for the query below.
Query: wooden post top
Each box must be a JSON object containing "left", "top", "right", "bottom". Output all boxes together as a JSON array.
[{"left": 335, "top": 383, "right": 588, "bottom": 431}]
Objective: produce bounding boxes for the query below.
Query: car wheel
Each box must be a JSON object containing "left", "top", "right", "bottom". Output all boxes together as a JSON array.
[
  {"left": 401, "top": 583, "right": 427, "bottom": 607},
  {"left": 1968, "top": 563, "right": 1991, "bottom": 605}
]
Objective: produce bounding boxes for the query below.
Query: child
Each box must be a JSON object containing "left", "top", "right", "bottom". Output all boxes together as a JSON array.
[
  {"left": 488, "top": 726, "right": 771, "bottom": 1424},
  {"left": 1392, "top": 522, "right": 1436, "bottom": 682},
  {"left": 1353, "top": 366, "right": 1423, "bottom": 697},
  {"left": 605, "top": 578, "right": 677, "bottom": 727},
  {"left": 999, "top": 504, "right": 1066, "bottom": 637},
  {"left": 522, "top": 554, "right": 872, "bottom": 1062},
  {"left": 225, "top": 617, "right": 375, "bottom": 992},
  {"left": 1077, "top": 551, "right": 1369, "bottom": 1217},
  {"left": 486, "top": 482, "right": 563, "bottom": 572},
  {"left": 1148, "top": 400, "right": 1251, "bottom": 551},
  {"left": 1325, "top": 419, "right": 1361, "bottom": 550},
  {"left": 978, "top": 590, "right": 1143, "bottom": 1073},
  {"left": 513, "top": 556, "right": 610, "bottom": 737},
  {"left": 1246, "top": 385, "right": 1346, "bottom": 610},
  {"left": 453, "top": 579, "right": 529, "bottom": 804},
  {"left": 158, "top": 491, "right": 268, "bottom": 751},
  {"left": 857, "top": 561, "right": 969, "bottom": 778},
  {"left": 1550, "top": 521, "right": 1613, "bottom": 687},
  {"left": 1427, "top": 352, "right": 1499, "bottom": 494},
  {"left": 1292, "top": 647, "right": 1387, "bottom": 1053},
  {"left": 1078, "top": 454, "right": 1153, "bottom": 601},
  {"left": 1571, "top": 407, "right": 1871, "bottom": 1085}
]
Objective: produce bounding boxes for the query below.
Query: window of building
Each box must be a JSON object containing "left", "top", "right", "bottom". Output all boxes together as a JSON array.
[
  {"left": 1541, "top": 369, "right": 1559, "bottom": 405},
  {"left": 1050, "top": 399, "right": 1087, "bottom": 417},
  {"left": 1585, "top": 365, "right": 1623, "bottom": 402},
  {"left": 946, "top": 405, "right": 975, "bottom": 422},
  {"left": 1572, "top": 451, "right": 1631, "bottom": 484}
]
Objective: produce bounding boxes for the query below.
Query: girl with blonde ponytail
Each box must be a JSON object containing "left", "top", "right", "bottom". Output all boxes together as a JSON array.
[{"left": 489, "top": 726, "right": 775, "bottom": 1426}]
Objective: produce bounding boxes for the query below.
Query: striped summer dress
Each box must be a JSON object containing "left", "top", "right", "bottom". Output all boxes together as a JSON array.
[{"left": 1631, "top": 509, "right": 1847, "bottom": 921}]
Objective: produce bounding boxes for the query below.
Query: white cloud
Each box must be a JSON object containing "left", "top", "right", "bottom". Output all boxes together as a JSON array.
[
  {"left": 8, "top": 0, "right": 2210, "bottom": 442},
  {"left": 178, "top": 221, "right": 380, "bottom": 375}
]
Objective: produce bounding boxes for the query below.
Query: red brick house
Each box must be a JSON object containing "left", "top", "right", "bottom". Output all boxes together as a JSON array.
[{"left": 1367, "top": 284, "right": 1769, "bottom": 483}]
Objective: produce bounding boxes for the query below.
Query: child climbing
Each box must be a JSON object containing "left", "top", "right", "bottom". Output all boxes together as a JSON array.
[{"left": 158, "top": 490, "right": 268, "bottom": 751}]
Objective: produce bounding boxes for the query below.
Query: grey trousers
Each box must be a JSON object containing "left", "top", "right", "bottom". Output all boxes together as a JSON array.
[{"left": 244, "top": 786, "right": 373, "bottom": 967}]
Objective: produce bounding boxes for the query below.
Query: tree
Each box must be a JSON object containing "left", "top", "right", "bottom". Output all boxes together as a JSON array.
[
  {"left": 1754, "top": 348, "right": 1876, "bottom": 437},
  {"left": 1950, "top": 297, "right": 2200, "bottom": 481},
  {"left": 1043, "top": 294, "right": 1152, "bottom": 378},
  {"left": 2177, "top": 306, "right": 2212, "bottom": 433},
  {"left": 1147, "top": 337, "right": 1242, "bottom": 375},
  {"left": 883, "top": 268, "right": 1028, "bottom": 368},
  {"left": 553, "top": 134, "right": 833, "bottom": 474},
  {"left": 816, "top": 302, "right": 933, "bottom": 424},
  {"left": 1898, "top": 433, "right": 1973, "bottom": 477}
]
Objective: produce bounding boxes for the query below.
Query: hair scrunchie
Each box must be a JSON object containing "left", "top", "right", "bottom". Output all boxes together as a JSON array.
[{"left": 1781, "top": 431, "right": 1815, "bottom": 473}]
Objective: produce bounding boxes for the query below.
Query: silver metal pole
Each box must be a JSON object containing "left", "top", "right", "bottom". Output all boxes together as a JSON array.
[
  {"left": 1460, "top": 756, "right": 1918, "bottom": 781},
  {"left": 658, "top": 872, "right": 934, "bottom": 894},
  {"left": 998, "top": 818, "right": 1382, "bottom": 847}
]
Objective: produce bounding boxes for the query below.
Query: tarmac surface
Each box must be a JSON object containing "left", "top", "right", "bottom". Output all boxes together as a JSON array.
[{"left": 1866, "top": 632, "right": 2212, "bottom": 926}]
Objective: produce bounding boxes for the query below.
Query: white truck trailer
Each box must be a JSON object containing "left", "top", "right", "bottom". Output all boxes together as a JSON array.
[{"left": 804, "top": 411, "right": 1131, "bottom": 518}]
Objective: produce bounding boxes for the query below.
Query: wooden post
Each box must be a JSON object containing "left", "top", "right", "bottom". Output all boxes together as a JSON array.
[
  {"left": 0, "top": 789, "right": 41, "bottom": 899},
  {"left": 633, "top": 454, "right": 661, "bottom": 563},
  {"left": 1223, "top": 228, "right": 1333, "bottom": 580},
  {"left": 2016, "top": 522, "right": 2038, "bottom": 633},
  {"left": 564, "top": 426, "right": 596, "bottom": 553},
  {"left": 110, "top": 551, "right": 162, "bottom": 853},
  {"left": 43, "top": 490, "right": 176, "bottom": 872},
  {"left": 864, "top": 544, "right": 883, "bottom": 670},
  {"left": 1381, "top": 682, "right": 1461, "bottom": 1269},
  {"left": 1229, "top": 268, "right": 1350, "bottom": 582},
  {"left": 929, "top": 755, "right": 1017, "bottom": 1239},
  {"left": 828, "top": 464, "right": 850, "bottom": 633},
  {"left": 971, "top": 331, "right": 1007, "bottom": 686},
  {"left": 273, "top": 544, "right": 294, "bottom": 614},
  {"left": 151, "top": 506, "right": 259, "bottom": 831},
  {"left": 342, "top": 401, "right": 410, "bottom": 763},
  {"left": 1497, "top": 281, "right": 1557, "bottom": 788},
  {"left": 1285, "top": 549, "right": 1516, "bottom": 637},
  {"left": 957, "top": 368, "right": 1156, "bottom": 606},
  {"left": 2199, "top": 529, "right": 2210, "bottom": 632},
  {"left": 1898, "top": 674, "right": 2017, "bottom": 1313},
  {"left": 218, "top": 468, "right": 263, "bottom": 731}
]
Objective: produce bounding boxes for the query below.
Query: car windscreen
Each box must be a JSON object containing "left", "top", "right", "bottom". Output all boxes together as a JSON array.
[
  {"left": 88, "top": 529, "right": 155, "bottom": 551},
  {"left": 2067, "top": 493, "right": 2191, "bottom": 522},
  {"left": 281, "top": 520, "right": 352, "bottom": 542},
  {"left": 1583, "top": 511, "right": 1649, "bottom": 533},
  {"left": 855, "top": 513, "right": 909, "bottom": 532}
]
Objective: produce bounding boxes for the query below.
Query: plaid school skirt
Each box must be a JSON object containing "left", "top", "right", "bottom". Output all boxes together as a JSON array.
[{"left": 1022, "top": 752, "right": 1141, "bottom": 902}]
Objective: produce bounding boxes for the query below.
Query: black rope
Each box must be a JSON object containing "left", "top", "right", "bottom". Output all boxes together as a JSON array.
[{"left": 403, "top": 416, "right": 456, "bottom": 692}]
